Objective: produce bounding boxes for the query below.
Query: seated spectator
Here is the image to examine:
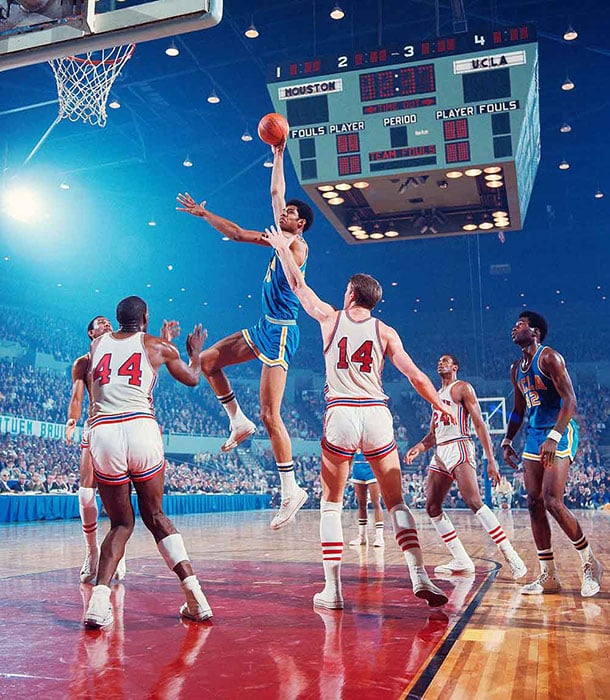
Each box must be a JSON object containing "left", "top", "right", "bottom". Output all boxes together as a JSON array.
[{"left": 0, "top": 469, "right": 14, "bottom": 493}]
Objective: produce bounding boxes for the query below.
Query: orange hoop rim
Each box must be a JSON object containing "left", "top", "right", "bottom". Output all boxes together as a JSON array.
[{"left": 64, "top": 43, "right": 135, "bottom": 66}]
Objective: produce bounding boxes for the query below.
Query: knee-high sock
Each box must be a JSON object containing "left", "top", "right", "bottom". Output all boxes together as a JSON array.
[
  {"left": 320, "top": 500, "right": 343, "bottom": 594},
  {"left": 390, "top": 504, "right": 424, "bottom": 570},
  {"left": 430, "top": 512, "right": 472, "bottom": 562},
  {"left": 78, "top": 487, "right": 98, "bottom": 552},
  {"left": 475, "top": 505, "right": 515, "bottom": 555}
]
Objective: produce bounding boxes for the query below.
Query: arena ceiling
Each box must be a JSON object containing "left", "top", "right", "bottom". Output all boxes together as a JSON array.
[{"left": 0, "top": 0, "right": 608, "bottom": 352}]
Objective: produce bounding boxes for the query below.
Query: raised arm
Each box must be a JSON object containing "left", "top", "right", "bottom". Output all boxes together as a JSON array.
[
  {"left": 176, "top": 193, "right": 269, "bottom": 246},
  {"left": 263, "top": 224, "right": 335, "bottom": 323},
  {"left": 66, "top": 355, "right": 88, "bottom": 443},
  {"left": 457, "top": 382, "right": 500, "bottom": 485},
  {"left": 146, "top": 325, "right": 206, "bottom": 387},
  {"left": 270, "top": 142, "right": 286, "bottom": 227},
  {"left": 501, "top": 362, "right": 527, "bottom": 470},
  {"left": 383, "top": 326, "right": 455, "bottom": 423}
]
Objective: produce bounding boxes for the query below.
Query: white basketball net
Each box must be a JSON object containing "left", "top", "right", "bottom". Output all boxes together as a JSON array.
[{"left": 48, "top": 44, "right": 135, "bottom": 128}]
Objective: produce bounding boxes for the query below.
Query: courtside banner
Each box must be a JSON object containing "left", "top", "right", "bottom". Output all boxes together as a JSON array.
[{"left": 0, "top": 414, "right": 83, "bottom": 443}]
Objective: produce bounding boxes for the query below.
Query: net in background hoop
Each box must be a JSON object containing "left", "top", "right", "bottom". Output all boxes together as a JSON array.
[{"left": 48, "top": 44, "right": 135, "bottom": 128}]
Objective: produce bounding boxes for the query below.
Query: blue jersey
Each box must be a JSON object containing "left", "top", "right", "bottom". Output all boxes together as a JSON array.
[
  {"left": 262, "top": 248, "right": 306, "bottom": 321},
  {"left": 516, "top": 345, "right": 563, "bottom": 429}
]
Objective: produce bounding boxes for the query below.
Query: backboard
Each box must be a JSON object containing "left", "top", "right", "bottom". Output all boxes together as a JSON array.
[
  {"left": 0, "top": 0, "right": 222, "bottom": 72},
  {"left": 478, "top": 396, "right": 507, "bottom": 436}
]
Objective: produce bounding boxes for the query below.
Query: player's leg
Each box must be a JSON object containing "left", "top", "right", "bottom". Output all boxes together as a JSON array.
[
  {"left": 78, "top": 445, "right": 99, "bottom": 583},
  {"left": 542, "top": 457, "right": 602, "bottom": 597},
  {"left": 349, "top": 482, "right": 369, "bottom": 545},
  {"left": 132, "top": 471, "right": 213, "bottom": 621},
  {"left": 426, "top": 469, "right": 474, "bottom": 574},
  {"left": 454, "top": 463, "right": 526, "bottom": 580},
  {"left": 314, "top": 448, "right": 350, "bottom": 610},
  {"left": 520, "top": 458, "right": 562, "bottom": 594},
  {"left": 199, "top": 332, "right": 257, "bottom": 451},
  {"left": 84, "top": 481, "right": 134, "bottom": 629},
  {"left": 261, "top": 364, "right": 307, "bottom": 529},
  {"left": 368, "top": 450, "right": 447, "bottom": 607},
  {"left": 368, "top": 482, "right": 385, "bottom": 547}
]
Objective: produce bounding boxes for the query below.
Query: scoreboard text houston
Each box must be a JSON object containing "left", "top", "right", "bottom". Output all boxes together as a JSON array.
[{"left": 266, "top": 26, "right": 540, "bottom": 243}]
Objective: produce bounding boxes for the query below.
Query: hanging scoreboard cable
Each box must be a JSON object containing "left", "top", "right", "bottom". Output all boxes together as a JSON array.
[{"left": 266, "top": 25, "right": 539, "bottom": 243}]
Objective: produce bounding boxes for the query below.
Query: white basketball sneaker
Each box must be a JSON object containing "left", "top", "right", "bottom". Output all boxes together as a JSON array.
[
  {"left": 520, "top": 571, "right": 561, "bottom": 595},
  {"left": 80, "top": 548, "right": 99, "bottom": 584},
  {"left": 581, "top": 556, "right": 603, "bottom": 598},
  {"left": 433, "top": 558, "right": 475, "bottom": 575},
  {"left": 84, "top": 585, "right": 113, "bottom": 629},
  {"left": 221, "top": 419, "right": 256, "bottom": 452},
  {"left": 270, "top": 487, "right": 308, "bottom": 530}
]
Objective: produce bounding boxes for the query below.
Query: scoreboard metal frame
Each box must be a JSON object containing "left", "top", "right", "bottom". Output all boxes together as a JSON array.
[{"left": 266, "top": 25, "right": 540, "bottom": 243}]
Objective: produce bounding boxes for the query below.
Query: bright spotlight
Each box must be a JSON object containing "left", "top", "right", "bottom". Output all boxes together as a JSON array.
[{"left": 2, "top": 186, "right": 43, "bottom": 223}]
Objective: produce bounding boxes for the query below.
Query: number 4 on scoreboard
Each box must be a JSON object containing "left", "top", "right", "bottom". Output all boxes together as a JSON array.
[{"left": 474, "top": 34, "right": 486, "bottom": 46}]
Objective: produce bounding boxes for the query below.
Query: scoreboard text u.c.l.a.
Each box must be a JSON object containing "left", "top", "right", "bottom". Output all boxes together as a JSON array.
[{"left": 265, "top": 25, "right": 540, "bottom": 244}]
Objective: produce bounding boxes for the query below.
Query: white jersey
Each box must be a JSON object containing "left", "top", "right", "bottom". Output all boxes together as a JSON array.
[
  {"left": 324, "top": 311, "right": 387, "bottom": 403},
  {"left": 88, "top": 332, "right": 157, "bottom": 418},
  {"left": 433, "top": 381, "right": 471, "bottom": 444}
]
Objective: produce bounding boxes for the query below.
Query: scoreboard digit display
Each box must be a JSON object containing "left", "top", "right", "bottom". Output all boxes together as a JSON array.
[{"left": 266, "top": 25, "right": 539, "bottom": 243}]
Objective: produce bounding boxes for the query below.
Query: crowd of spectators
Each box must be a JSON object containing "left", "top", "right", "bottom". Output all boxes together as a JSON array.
[{"left": 1, "top": 305, "right": 610, "bottom": 511}]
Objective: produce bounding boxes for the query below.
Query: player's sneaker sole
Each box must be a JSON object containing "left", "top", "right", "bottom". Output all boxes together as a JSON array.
[
  {"left": 270, "top": 487, "right": 308, "bottom": 530},
  {"left": 180, "top": 602, "right": 213, "bottom": 622},
  {"left": 413, "top": 583, "right": 449, "bottom": 608}
]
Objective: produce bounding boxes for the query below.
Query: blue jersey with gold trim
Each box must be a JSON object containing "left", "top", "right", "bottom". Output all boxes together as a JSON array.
[
  {"left": 262, "top": 248, "right": 307, "bottom": 321},
  {"left": 516, "top": 345, "right": 562, "bottom": 429}
]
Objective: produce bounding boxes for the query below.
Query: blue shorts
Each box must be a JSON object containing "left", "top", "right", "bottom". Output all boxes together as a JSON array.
[
  {"left": 242, "top": 316, "right": 299, "bottom": 371},
  {"left": 351, "top": 455, "right": 377, "bottom": 484},
  {"left": 522, "top": 420, "right": 579, "bottom": 462}
]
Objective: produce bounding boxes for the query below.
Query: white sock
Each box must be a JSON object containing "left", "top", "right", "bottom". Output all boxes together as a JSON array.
[
  {"left": 217, "top": 391, "right": 247, "bottom": 424},
  {"left": 537, "top": 548, "right": 556, "bottom": 575},
  {"left": 390, "top": 503, "right": 423, "bottom": 569},
  {"left": 358, "top": 518, "right": 367, "bottom": 538},
  {"left": 374, "top": 522, "right": 384, "bottom": 539},
  {"left": 78, "top": 487, "right": 98, "bottom": 552},
  {"left": 430, "top": 512, "right": 471, "bottom": 562},
  {"left": 571, "top": 534, "right": 593, "bottom": 564},
  {"left": 278, "top": 463, "right": 297, "bottom": 493},
  {"left": 320, "top": 500, "right": 343, "bottom": 597},
  {"left": 475, "top": 505, "right": 512, "bottom": 553}
]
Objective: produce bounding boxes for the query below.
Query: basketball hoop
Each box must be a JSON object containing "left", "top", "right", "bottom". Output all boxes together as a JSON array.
[{"left": 48, "top": 44, "right": 135, "bottom": 127}]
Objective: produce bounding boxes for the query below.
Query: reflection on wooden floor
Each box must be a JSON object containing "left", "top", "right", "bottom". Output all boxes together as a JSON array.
[{"left": 0, "top": 508, "right": 608, "bottom": 699}]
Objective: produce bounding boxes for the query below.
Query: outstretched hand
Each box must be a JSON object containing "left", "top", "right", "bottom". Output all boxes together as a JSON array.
[
  {"left": 404, "top": 444, "right": 423, "bottom": 465},
  {"left": 186, "top": 324, "right": 207, "bottom": 358},
  {"left": 161, "top": 319, "right": 180, "bottom": 342},
  {"left": 176, "top": 192, "right": 207, "bottom": 217},
  {"left": 271, "top": 141, "right": 286, "bottom": 157},
  {"left": 65, "top": 418, "right": 76, "bottom": 445},
  {"left": 262, "top": 224, "right": 293, "bottom": 252}
]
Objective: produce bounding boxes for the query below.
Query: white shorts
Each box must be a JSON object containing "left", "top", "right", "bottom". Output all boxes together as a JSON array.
[
  {"left": 429, "top": 438, "right": 476, "bottom": 478},
  {"left": 80, "top": 421, "right": 90, "bottom": 450},
  {"left": 322, "top": 402, "right": 396, "bottom": 460},
  {"left": 89, "top": 414, "right": 165, "bottom": 486}
]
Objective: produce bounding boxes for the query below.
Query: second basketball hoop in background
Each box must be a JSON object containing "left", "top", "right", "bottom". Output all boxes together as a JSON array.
[{"left": 257, "top": 113, "right": 289, "bottom": 146}]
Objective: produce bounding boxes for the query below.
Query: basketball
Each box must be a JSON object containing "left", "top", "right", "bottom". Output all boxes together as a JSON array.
[{"left": 257, "top": 113, "right": 289, "bottom": 146}]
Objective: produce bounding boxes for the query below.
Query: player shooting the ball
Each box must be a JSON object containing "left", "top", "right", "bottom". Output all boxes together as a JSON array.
[{"left": 177, "top": 138, "right": 313, "bottom": 531}]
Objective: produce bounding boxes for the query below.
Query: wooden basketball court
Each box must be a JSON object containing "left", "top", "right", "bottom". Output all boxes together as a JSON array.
[{"left": 0, "top": 508, "right": 608, "bottom": 698}]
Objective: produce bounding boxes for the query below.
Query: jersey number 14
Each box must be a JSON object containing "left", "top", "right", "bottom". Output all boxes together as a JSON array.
[{"left": 336, "top": 337, "right": 373, "bottom": 373}]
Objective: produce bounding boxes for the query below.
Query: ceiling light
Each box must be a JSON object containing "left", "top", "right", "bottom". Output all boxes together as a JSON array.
[
  {"left": 165, "top": 41, "right": 179, "bottom": 57},
  {"left": 353, "top": 233, "right": 369, "bottom": 240},
  {"left": 352, "top": 181, "right": 369, "bottom": 189},
  {"left": 108, "top": 97, "right": 121, "bottom": 109},
  {"left": 464, "top": 168, "right": 482, "bottom": 177},
  {"left": 462, "top": 222, "right": 478, "bottom": 231},
  {"left": 244, "top": 19, "right": 259, "bottom": 39},
  {"left": 318, "top": 185, "right": 335, "bottom": 192},
  {"left": 328, "top": 197, "right": 344, "bottom": 205},
  {"left": 207, "top": 88, "right": 220, "bottom": 104},
  {"left": 479, "top": 220, "right": 494, "bottom": 230},
  {"left": 263, "top": 156, "right": 273, "bottom": 168},
  {"left": 322, "top": 191, "right": 338, "bottom": 199},
  {"left": 347, "top": 224, "right": 362, "bottom": 232},
  {"left": 370, "top": 232, "right": 384, "bottom": 239},
  {"left": 330, "top": 4, "right": 345, "bottom": 20},
  {"left": 558, "top": 159, "right": 570, "bottom": 170},
  {"left": 334, "top": 183, "right": 352, "bottom": 191},
  {"left": 486, "top": 179, "right": 504, "bottom": 187},
  {"left": 241, "top": 128, "right": 253, "bottom": 142},
  {"left": 183, "top": 155, "right": 193, "bottom": 167},
  {"left": 495, "top": 218, "right": 510, "bottom": 227},
  {"left": 148, "top": 219, "right": 156, "bottom": 227},
  {"left": 563, "top": 25, "right": 578, "bottom": 41},
  {"left": 483, "top": 166, "right": 502, "bottom": 174},
  {"left": 492, "top": 210, "right": 508, "bottom": 217},
  {"left": 560, "top": 122, "right": 572, "bottom": 133},
  {"left": 384, "top": 230, "right": 399, "bottom": 237},
  {"left": 594, "top": 189, "right": 604, "bottom": 199},
  {"left": 561, "top": 76, "right": 575, "bottom": 91},
  {"left": 59, "top": 182, "right": 70, "bottom": 190},
  {"left": 484, "top": 174, "right": 503, "bottom": 181},
  {"left": 446, "top": 170, "right": 463, "bottom": 179}
]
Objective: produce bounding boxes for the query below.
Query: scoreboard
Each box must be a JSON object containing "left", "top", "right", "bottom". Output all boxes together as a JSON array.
[{"left": 266, "top": 25, "right": 540, "bottom": 243}]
